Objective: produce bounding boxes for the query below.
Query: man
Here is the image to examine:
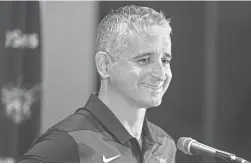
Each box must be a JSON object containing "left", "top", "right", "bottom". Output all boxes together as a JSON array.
[{"left": 17, "top": 5, "right": 176, "bottom": 163}]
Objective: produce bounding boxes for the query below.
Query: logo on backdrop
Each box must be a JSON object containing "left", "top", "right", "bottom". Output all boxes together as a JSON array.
[
  {"left": 5, "top": 29, "right": 39, "bottom": 49},
  {"left": 1, "top": 83, "right": 40, "bottom": 124}
]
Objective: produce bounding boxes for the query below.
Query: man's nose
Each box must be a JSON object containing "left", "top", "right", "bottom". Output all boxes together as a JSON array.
[{"left": 150, "top": 61, "right": 166, "bottom": 81}]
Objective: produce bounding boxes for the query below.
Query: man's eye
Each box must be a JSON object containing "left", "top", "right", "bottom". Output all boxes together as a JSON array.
[
  {"left": 162, "top": 58, "right": 170, "bottom": 65},
  {"left": 138, "top": 58, "right": 150, "bottom": 64}
]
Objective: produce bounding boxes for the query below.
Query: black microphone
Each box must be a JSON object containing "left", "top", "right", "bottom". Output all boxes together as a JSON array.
[{"left": 177, "top": 137, "right": 250, "bottom": 163}]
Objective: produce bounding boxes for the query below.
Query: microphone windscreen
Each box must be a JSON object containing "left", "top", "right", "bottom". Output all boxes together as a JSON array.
[{"left": 177, "top": 137, "right": 194, "bottom": 154}]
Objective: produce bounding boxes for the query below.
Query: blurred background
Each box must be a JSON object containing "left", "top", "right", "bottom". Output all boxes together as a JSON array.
[{"left": 0, "top": 1, "right": 251, "bottom": 163}]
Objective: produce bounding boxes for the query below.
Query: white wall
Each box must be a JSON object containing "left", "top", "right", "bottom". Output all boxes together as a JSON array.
[{"left": 40, "top": 1, "right": 98, "bottom": 133}]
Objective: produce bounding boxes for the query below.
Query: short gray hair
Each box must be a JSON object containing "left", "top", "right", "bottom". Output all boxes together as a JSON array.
[{"left": 95, "top": 5, "right": 172, "bottom": 60}]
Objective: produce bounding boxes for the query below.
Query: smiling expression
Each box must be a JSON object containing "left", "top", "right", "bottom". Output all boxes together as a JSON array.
[{"left": 108, "top": 25, "right": 172, "bottom": 108}]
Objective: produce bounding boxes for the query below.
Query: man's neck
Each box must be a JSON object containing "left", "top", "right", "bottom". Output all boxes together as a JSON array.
[{"left": 98, "top": 87, "right": 146, "bottom": 141}]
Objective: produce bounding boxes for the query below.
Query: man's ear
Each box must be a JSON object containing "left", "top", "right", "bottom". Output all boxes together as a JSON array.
[{"left": 95, "top": 51, "right": 112, "bottom": 79}]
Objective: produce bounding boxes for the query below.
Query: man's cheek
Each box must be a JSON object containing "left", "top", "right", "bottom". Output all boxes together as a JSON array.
[{"left": 129, "top": 65, "right": 142, "bottom": 75}]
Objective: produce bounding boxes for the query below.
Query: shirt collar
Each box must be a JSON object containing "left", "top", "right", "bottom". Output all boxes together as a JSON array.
[{"left": 80, "top": 93, "right": 158, "bottom": 144}]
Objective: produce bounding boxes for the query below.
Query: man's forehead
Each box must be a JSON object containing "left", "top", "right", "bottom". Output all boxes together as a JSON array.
[
  {"left": 129, "top": 29, "right": 171, "bottom": 50},
  {"left": 117, "top": 26, "right": 171, "bottom": 60},
  {"left": 129, "top": 26, "right": 171, "bottom": 45},
  {"left": 143, "top": 26, "right": 171, "bottom": 39}
]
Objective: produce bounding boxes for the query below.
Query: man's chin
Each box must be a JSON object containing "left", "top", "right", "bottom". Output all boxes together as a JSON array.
[
  {"left": 142, "top": 98, "right": 162, "bottom": 108},
  {"left": 150, "top": 101, "right": 162, "bottom": 107}
]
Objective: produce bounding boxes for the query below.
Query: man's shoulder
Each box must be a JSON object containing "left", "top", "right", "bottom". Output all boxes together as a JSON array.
[
  {"left": 17, "top": 108, "right": 100, "bottom": 163},
  {"left": 17, "top": 128, "right": 79, "bottom": 162},
  {"left": 49, "top": 107, "right": 99, "bottom": 132}
]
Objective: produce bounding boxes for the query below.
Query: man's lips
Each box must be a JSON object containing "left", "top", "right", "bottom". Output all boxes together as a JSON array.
[{"left": 141, "top": 83, "right": 163, "bottom": 90}]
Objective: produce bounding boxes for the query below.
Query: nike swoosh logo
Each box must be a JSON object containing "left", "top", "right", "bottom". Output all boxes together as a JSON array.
[{"left": 102, "top": 155, "right": 120, "bottom": 163}]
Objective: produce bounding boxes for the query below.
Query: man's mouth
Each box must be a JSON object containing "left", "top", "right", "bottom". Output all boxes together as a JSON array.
[{"left": 141, "top": 83, "right": 163, "bottom": 90}]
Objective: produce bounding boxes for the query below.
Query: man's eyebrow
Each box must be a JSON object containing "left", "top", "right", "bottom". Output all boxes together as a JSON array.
[
  {"left": 132, "top": 52, "right": 154, "bottom": 59},
  {"left": 164, "top": 52, "right": 172, "bottom": 59},
  {"left": 132, "top": 52, "right": 172, "bottom": 59}
]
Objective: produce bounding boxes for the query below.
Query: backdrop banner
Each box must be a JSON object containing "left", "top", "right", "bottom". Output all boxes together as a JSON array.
[{"left": 0, "top": 1, "right": 42, "bottom": 162}]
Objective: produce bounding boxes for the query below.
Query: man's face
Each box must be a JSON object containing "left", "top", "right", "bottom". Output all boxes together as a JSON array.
[{"left": 109, "top": 25, "right": 172, "bottom": 108}]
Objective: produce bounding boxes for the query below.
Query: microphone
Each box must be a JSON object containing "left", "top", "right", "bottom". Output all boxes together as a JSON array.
[{"left": 177, "top": 137, "right": 250, "bottom": 163}]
